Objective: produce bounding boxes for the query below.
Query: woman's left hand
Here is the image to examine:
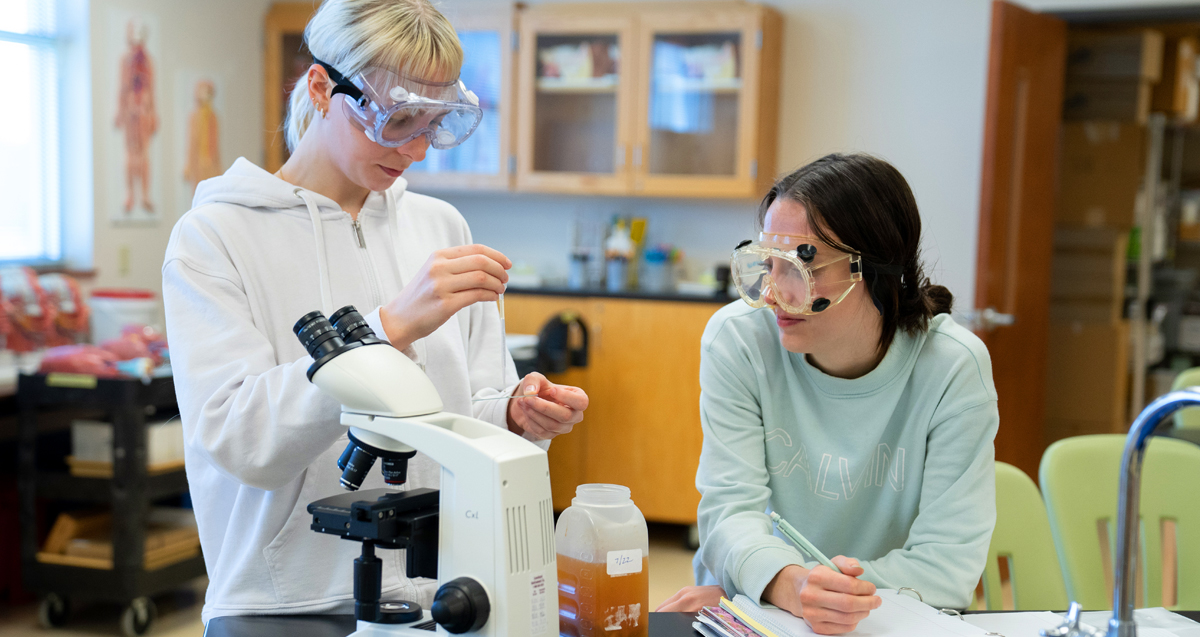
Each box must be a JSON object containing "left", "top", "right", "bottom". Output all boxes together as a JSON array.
[{"left": 506, "top": 372, "right": 588, "bottom": 440}]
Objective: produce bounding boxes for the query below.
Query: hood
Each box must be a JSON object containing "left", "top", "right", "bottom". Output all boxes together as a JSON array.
[
  {"left": 192, "top": 157, "right": 409, "bottom": 215},
  {"left": 189, "top": 157, "right": 410, "bottom": 318}
]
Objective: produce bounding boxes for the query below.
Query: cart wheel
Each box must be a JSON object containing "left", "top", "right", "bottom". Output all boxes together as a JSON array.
[
  {"left": 685, "top": 524, "right": 700, "bottom": 551},
  {"left": 120, "top": 597, "right": 157, "bottom": 637},
  {"left": 37, "top": 593, "right": 71, "bottom": 628}
]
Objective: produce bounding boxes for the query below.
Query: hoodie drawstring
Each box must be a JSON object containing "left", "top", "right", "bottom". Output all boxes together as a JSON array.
[{"left": 295, "top": 188, "right": 335, "bottom": 316}]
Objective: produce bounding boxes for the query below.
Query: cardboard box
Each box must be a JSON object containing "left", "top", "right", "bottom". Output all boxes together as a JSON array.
[
  {"left": 1044, "top": 320, "right": 1130, "bottom": 430},
  {"left": 1050, "top": 228, "right": 1128, "bottom": 324},
  {"left": 1152, "top": 36, "right": 1199, "bottom": 122},
  {"left": 1058, "top": 121, "right": 1144, "bottom": 229},
  {"left": 1063, "top": 79, "right": 1153, "bottom": 123},
  {"left": 1068, "top": 30, "right": 1164, "bottom": 81}
]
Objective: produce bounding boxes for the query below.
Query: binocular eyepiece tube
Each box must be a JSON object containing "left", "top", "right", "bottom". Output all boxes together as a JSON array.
[{"left": 295, "top": 306, "right": 413, "bottom": 491}]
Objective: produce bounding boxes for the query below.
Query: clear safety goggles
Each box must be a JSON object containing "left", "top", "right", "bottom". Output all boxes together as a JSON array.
[
  {"left": 731, "top": 233, "right": 863, "bottom": 315},
  {"left": 316, "top": 58, "right": 483, "bottom": 149}
]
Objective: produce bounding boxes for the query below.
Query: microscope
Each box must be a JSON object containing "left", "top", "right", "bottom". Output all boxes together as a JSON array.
[{"left": 293, "top": 306, "right": 558, "bottom": 636}]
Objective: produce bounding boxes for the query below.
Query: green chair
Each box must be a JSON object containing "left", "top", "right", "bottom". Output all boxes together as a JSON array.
[
  {"left": 980, "top": 462, "right": 1069, "bottom": 611},
  {"left": 1040, "top": 434, "right": 1200, "bottom": 610},
  {"left": 1171, "top": 368, "right": 1200, "bottom": 429}
]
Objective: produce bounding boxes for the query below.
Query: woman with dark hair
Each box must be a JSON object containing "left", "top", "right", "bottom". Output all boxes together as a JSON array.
[{"left": 658, "top": 153, "right": 997, "bottom": 634}]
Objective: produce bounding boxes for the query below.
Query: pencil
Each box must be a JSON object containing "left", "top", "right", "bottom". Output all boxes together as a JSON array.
[{"left": 769, "top": 512, "right": 842, "bottom": 574}]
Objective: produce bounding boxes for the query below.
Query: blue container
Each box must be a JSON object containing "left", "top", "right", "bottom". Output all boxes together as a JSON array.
[{"left": 606, "top": 258, "right": 628, "bottom": 293}]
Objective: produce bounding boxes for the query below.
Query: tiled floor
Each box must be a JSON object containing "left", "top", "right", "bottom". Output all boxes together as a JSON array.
[{"left": 0, "top": 524, "right": 698, "bottom": 636}]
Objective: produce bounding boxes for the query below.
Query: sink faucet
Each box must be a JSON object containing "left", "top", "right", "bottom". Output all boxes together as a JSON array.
[
  {"left": 1043, "top": 389, "right": 1200, "bottom": 637},
  {"left": 1106, "top": 389, "right": 1200, "bottom": 637}
]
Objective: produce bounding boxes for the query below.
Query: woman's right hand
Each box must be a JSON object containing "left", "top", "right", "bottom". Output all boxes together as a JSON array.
[
  {"left": 763, "top": 557, "right": 881, "bottom": 635},
  {"left": 379, "top": 244, "right": 511, "bottom": 351}
]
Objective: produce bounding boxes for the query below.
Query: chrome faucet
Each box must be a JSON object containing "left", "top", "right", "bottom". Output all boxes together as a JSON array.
[
  {"left": 1104, "top": 389, "right": 1200, "bottom": 636},
  {"left": 1042, "top": 389, "right": 1200, "bottom": 637}
]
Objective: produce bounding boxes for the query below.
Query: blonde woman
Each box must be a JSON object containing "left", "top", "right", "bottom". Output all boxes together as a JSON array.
[{"left": 163, "top": 0, "right": 588, "bottom": 622}]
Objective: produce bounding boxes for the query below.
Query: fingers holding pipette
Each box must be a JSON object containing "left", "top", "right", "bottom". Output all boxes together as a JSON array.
[{"left": 506, "top": 372, "right": 588, "bottom": 440}]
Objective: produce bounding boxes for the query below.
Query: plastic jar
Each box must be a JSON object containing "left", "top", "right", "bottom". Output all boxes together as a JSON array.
[
  {"left": 556, "top": 484, "right": 649, "bottom": 637},
  {"left": 89, "top": 289, "right": 158, "bottom": 344}
]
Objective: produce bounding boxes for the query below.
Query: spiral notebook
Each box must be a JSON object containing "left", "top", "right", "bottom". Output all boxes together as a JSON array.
[{"left": 712, "top": 589, "right": 990, "bottom": 637}]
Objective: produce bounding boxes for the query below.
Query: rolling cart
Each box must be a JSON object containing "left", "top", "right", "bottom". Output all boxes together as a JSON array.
[{"left": 17, "top": 373, "right": 205, "bottom": 636}]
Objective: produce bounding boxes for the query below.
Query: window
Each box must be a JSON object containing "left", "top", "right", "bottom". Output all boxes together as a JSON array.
[{"left": 0, "top": 1, "right": 61, "bottom": 263}]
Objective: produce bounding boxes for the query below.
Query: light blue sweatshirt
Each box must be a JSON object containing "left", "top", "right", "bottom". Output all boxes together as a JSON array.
[{"left": 694, "top": 303, "right": 998, "bottom": 609}]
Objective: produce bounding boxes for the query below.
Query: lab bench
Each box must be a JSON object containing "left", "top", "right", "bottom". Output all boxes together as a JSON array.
[
  {"left": 17, "top": 373, "right": 204, "bottom": 636},
  {"left": 200, "top": 610, "right": 1200, "bottom": 637}
]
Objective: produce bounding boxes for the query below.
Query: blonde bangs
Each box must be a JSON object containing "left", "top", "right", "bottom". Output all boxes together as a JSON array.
[{"left": 287, "top": 0, "right": 464, "bottom": 151}]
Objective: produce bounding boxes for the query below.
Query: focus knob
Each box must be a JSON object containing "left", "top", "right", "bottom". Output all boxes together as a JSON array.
[{"left": 431, "top": 577, "right": 490, "bottom": 634}]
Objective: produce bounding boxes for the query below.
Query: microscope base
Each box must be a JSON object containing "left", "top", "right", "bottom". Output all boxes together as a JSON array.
[{"left": 349, "top": 612, "right": 437, "bottom": 636}]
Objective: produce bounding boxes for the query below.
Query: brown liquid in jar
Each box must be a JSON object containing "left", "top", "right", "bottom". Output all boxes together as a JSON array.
[{"left": 557, "top": 554, "right": 649, "bottom": 637}]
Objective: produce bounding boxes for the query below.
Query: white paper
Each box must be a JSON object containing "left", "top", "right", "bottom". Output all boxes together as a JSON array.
[
  {"left": 730, "top": 590, "right": 989, "bottom": 636},
  {"left": 963, "top": 611, "right": 1064, "bottom": 635}
]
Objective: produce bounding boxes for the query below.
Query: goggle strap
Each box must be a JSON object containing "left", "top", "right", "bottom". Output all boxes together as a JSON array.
[{"left": 314, "top": 58, "right": 365, "bottom": 103}]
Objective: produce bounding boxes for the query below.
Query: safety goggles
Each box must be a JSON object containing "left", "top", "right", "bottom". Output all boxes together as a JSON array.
[
  {"left": 316, "top": 58, "right": 483, "bottom": 149},
  {"left": 731, "top": 233, "right": 863, "bottom": 315}
]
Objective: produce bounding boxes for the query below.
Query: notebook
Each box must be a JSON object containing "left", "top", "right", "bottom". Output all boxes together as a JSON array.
[{"left": 719, "top": 589, "right": 990, "bottom": 637}]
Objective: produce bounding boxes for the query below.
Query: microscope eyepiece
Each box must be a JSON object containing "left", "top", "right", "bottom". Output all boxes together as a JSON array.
[
  {"left": 330, "top": 305, "right": 387, "bottom": 346},
  {"left": 294, "top": 311, "right": 345, "bottom": 360},
  {"left": 294, "top": 310, "right": 366, "bottom": 381}
]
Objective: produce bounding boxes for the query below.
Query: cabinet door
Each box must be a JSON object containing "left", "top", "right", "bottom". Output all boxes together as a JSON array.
[
  {"left": 633, "top": 6, "right": 779, "bottom": 198},
  {"left": 515, "top": 8, "right": 637, "bottom": 194},
  {"left": 264, "top": 3, "right": 317, "bottom": 174},
  {"left": 584, "top": 299, "right": 722, "bottom": 524},
  {"left": 404, "top": 7, "right": 515, "bottom": 191}
]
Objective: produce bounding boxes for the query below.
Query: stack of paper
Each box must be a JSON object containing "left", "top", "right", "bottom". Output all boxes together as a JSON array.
[{"left": 694, "top": 590, "right": 990, "bottom": 637}]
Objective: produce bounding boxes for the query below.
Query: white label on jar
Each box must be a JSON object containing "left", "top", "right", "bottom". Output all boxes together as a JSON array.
[
  {"left": 530, "top": 573, "right": 547, "bottom": 634},
  {"left": 606, "top": 549, "right": 643, "bottom": 576}
]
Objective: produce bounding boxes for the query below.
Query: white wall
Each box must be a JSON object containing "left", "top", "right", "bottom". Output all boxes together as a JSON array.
[
  {"left": 438, "top": 0, "right": 995, "bottom": 307},
  {"left": 88, "top": 0, "right": 273, "bottom": 297}
]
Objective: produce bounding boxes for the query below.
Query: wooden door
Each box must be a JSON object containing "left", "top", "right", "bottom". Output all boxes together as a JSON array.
[
  {"left": 514, "top": 7, "right": 637, "bottom": 194},
  {"left": 631, "top": 4, "right": 780, "bottom": 199},
  {"left": 974, "top": 0, "right": 1067, "bottom": 479},
  {"left": 263, "top": 3, "right": 316, "bottom": 173}
]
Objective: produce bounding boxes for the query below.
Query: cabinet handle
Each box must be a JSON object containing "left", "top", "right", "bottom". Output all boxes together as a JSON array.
[
  {"left": 616, "top": 144, "right": 625, "bottom": 169},
  {"left": 633, "top": 145, "right": 642, "bottom": 168}
]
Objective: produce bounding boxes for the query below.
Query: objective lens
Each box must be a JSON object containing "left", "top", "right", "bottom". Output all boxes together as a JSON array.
[
  {"left": 380, "top": 451, "right": 418, "bottom": 485},
  {"left": 293, "top": 311, "right": 345, "bottom": 361},
  {"left": 337, "top": 441, "right": 356, "bottom": 471},
  {"left": 330, "top": 305, "right": 387, "bottom": 345},
  {"left": 340, "top": 446, "right": 377, "bottom": 491}
]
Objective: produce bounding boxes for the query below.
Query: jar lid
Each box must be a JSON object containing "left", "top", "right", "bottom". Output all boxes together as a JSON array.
[{"left": 574, "top": 483, "right": 632, "bottom": 505}]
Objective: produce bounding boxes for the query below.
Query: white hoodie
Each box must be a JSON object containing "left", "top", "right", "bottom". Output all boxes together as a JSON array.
[{"left": 162, "top": 157, "right": 531, "bottom": 623}]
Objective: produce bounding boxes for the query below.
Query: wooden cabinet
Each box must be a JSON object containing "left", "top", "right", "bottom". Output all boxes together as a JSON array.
[
  {"left": 515, "top": 2, "right": 781, "bottom": 198},
  {"left": 264, "top": 3, "right": 314, "bottom": 174},
  {"left": 505, "top": 293, "right": 724, "bottom": 524},
  {"left": 263, "top": 2, "right": 780, "bottom": 197}
]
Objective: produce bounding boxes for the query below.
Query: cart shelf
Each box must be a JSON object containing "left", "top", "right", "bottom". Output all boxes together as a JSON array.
[{"left": 17, "top": 373, "right": 203, "bottom": 636}]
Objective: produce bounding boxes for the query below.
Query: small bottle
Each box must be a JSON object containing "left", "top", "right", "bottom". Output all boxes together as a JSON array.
[{"left": 556, "top": 484, "right": 649, "bottom": 637}]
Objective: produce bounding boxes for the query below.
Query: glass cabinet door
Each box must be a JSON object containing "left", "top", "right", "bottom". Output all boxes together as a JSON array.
[
  {"left": 404, "top": 9, "right": 514, "bottom": 190},
  {"left": 634, "top": 8, "right": 775, "bottom": 198},
  {"left": 516, "top": 11, "right": 635, "bottom": 194},
  {"left": 645, "top": 32, "right": 742, "bottom": 177}
]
